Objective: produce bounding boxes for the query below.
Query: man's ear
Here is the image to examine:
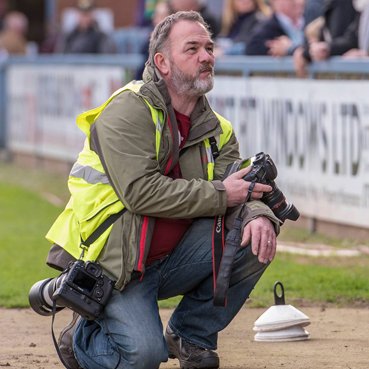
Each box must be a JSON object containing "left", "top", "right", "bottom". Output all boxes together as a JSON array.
[{"left": 154, "top": 53, "right": 169, "bottom": 76}]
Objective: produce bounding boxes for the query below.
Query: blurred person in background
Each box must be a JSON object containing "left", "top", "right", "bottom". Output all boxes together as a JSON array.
[
  {"left": 0, "top": 0, "right": 8, "bottom": 31},
  {"left": 135, "top": 0, "right": 173, "bottom": 79},
  {"left": 342, "top": 0, "right": 369, "bottom": 58},
  {"left": 304, "top": 0, "right": 324, "bottom": 25},
  {"left": 0, "top": 10, "right": 28, "bottom": 55},
  {"left": 246, "top": 0, "right": 306, "bottom": 56},
  {"left": 39, "top": 22, "right": 60, "bottom": 53},
  {"left": 215, "top": 0, "right": 271, "bottom": 56},
  {"left": 55, "top": 0, "right": 117, "bottom": 54},
  {"left": 136, "top": 0, "right": 162, "bottom": 26},
  {"left": 293, "top": 0, "right": 359, "bottom": 77},
  {"left": 169, "top": 0, "right": 221, "bottom": 37}
]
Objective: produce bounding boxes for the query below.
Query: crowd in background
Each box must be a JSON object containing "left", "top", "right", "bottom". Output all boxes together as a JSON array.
[{"left": 0, "top": 0, "right": 368, "bottom": 77}]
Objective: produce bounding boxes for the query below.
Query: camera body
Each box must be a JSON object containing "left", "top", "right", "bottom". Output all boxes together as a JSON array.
[
  {"left": 242, "top": 152, "right": 278, "bottom": 184},
  {"left": 53, "top": 260, "right": 115, "bottom": 320},
  {"left": 29, "top": 260, "right": 115, "bottom": 320},
  {"left": 224, "top": 152, "right": 300, "bottom": 223}
]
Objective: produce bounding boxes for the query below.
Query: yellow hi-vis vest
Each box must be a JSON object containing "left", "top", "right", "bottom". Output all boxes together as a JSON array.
[{"left": 46, "top": 81, "right": 233, "bottom": 262}]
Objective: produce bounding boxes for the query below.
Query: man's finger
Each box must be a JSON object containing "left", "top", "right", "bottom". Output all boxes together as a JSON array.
[
  {"left": 241, "top": 224, "right": 251, "bottom": 247},
  {"left": 232, "top": 166, "right": 251, "bottom": 178},
  {"left": 251, "top": 229, "right": 261, "bottom": 256},
  {"left": 253, "top": 182, "right": 272, "bottom": 193},
  {"left": 268, "top": 237, "right": 277, "bottom": 261}
]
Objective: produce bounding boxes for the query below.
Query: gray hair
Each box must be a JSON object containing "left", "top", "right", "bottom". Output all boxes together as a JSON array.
[{"left": 147, "top": 10, "right": 210, "bottom": 68}]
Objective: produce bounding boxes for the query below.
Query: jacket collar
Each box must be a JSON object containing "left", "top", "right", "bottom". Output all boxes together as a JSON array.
[
  {"left": 140, "top": 65, "right": 170, "bottom": 109},
  {"left": 140, "top": 65, "right": 223, "bottom": 142}
]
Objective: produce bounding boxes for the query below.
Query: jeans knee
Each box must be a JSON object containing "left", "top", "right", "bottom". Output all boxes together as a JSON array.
[
  {"left": 230, "top": 246, "right": 268, "bottom": 286},
  {"left": 129, "top": 338, "right": 167, "bottom": 369}
]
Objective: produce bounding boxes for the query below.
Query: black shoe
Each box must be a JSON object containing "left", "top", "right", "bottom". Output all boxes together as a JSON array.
[
  {"left": 57, "top": 311, "right": 83, "bottom": 369},
  {"left": 165, "top": 326, "right": 220, "bottom": 369}
]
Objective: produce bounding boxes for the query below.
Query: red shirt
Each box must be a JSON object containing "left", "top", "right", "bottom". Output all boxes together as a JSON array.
[{"left": 146, "top": 110, "right": 193, "bottom": 265}]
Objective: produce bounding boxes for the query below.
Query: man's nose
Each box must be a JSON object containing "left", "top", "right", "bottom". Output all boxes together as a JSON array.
[{"left": 198, "top": 47, "right": 214, "bottom": 63}]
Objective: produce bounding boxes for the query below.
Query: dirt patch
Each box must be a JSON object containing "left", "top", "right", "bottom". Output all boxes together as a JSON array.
[{"left": 0, "top": 306, "right": 368, "bottom": 369}]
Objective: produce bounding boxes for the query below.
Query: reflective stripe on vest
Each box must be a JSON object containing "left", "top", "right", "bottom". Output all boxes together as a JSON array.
[
  {"left": 70, "top": 162, "right": 110, "bottom": 185},
  {"left": 144, "top": 100, "right": 164, "bottom": 159},
  {"left": 205, "top": 113, "right": 233, "bottom": 181},
  {"left": 204, "top": 139, "right": 215, "bottom": 181}
]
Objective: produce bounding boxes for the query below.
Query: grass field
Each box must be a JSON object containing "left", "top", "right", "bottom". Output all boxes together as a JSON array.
[{"left": 1, "top": 161, "right": 369, "bottom": 309}]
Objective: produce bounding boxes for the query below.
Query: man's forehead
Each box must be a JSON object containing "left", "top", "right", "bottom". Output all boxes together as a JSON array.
[{"left": 169, "top": 20, "right": 212, "bottom": 44}]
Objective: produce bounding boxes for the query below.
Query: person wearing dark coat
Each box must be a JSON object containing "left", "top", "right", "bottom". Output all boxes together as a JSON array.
[
  {"left": 215, "top": 0, "right": 270, "bottom": 55},
  {"left": 246, "top": 0, "right": 305, "bottom": 56},
  {"left": 55, "top": 0, "right": 116, "bottom": 54},
  {"left": 293, "top": 0, "right": 359, "bottom": 76}
]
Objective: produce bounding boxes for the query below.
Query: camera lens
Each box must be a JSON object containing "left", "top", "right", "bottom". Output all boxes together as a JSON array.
[
  {"left": 262, "top": 183, "right": 300, "bottom": 222},
  {"left": 276, "top": 203, "right": 300, "bottom": 222},
  {"left": 28, "top": 277, "right": 64, "bottom": 316}
]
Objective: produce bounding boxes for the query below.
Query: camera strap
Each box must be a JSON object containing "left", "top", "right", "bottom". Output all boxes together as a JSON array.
[
  {"left": 79, "top": 208, "right": 126, "bottom": 257},
  {"left": 51, "top": 301, "right": 72, "bottom": 369},
  {"left": 212, "top": 181, "right": 256, "bottom": 306},
  {"left": 212, "top": 215, "right": 225, "bottom": 292},
  {"left": 208, "top": 136, "right": 220, "bottom": 160},
  {"left": 213, "top": 214, "right": 243, "bottom": 306}
]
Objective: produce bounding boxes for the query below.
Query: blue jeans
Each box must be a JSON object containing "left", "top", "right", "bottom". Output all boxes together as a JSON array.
[{"left": 74, "top": 217, "right": 269, "bottom": 369}]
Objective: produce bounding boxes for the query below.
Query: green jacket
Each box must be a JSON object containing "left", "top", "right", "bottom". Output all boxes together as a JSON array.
[{"left": 46, "top": 66, "right": 280, "bottom": 290}]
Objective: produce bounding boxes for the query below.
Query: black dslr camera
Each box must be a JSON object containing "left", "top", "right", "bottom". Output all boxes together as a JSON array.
[
  {"left": 224, "top": 152, "right": 300, "bottom": 223},
  {"left": 29, "top": 260, "right": 115, "bottom": 320}
]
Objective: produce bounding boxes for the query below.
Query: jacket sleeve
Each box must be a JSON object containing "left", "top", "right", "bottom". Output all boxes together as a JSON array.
[
  {"left": 245, "top": 23, "right": 270, "bottom": 55},
  {"left": 329, "top": 14, "right": 359, "bottom": 55},
  {"left": 93, "top": 90, "right": 228, "bottom": 219},
  {"left": 225, "top": 200, "right": 281, "bottom": 236},
  {"left": 245, "top": 16, "right": 284, "bottom": 56}
]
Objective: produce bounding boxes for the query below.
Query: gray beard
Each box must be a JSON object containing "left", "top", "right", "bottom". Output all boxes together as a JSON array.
[{"left": 170, "top": 63, "right": 214, "bottom": 97}]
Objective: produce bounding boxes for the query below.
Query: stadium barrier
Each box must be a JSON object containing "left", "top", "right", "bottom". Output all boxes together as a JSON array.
[{"left": 1, "top": 54, "right": 368, "bottom": 239}]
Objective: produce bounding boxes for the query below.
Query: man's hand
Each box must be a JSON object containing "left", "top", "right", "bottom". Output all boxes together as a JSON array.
[
  {"left": 266, "top": 36, "right": 292, "bottom": 57},
  {"left": 223, "top": 167, "right": 272, "bottom": 208},
  {"left": 309, "top": 41, "right": 330, "bottom": 61},
  {"left": 241, "top": 217, "right": 276, "bottom": 264},
  {"left": 293, "top": 46, "right": 308, "bottom": 78}
]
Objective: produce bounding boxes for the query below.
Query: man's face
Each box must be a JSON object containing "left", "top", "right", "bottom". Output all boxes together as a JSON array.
[
  {"left": 78, "top": 10, "right": 95, "bottom": 30},
  {"left": 273, "top": 0, "right": 305, "bottom": 21},
  {"left": 164, "top": 20, "right": 215, "bottom": 96}
]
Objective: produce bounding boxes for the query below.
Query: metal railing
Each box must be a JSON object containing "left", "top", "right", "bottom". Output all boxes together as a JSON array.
[{"left": 1, "top": 54, "right": 369, "bottom": 150}]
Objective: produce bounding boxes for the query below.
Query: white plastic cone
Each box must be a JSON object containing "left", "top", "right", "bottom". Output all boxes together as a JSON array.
[
  {"left": 253, "top": 281, "right": 310, "bottom": 342},
  {"left": 253, "top": 304, "right": 310, "bottom": 332},
  {"left": 254, "top": 325, "right": 310, "bottom": 342}
]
